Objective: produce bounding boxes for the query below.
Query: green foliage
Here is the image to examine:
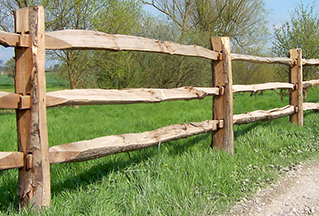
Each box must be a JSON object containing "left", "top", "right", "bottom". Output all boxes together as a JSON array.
[
  {"left": 1, "top": 87, "right": 319, "bottom": 215},
  {"left": 272, "top": 2, "right": 319, "bottom": 80},
  {"left": 143, "top": 0, "right": 269, "bottom": 48},
  {"left": 139, "top": 0, "right": 270, "bottom": 87},
  {"left": 0, "top": 75, "right": 14, "bottom": 88},
  {"left": 1, "top": 0, "right": 274, "bottom": 89},
  {"left": 2, "top": 58, "right": 15, "bottom": 78},
  {"left": 192, "top": 0, "right": 269, "bottom": 48}
]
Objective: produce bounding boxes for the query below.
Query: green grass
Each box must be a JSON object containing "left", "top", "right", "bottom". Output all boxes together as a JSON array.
[
  {"left": 0, "top": 85, "right": 319, "bottom": 215},
  {"left": 0, "top": 73, "right": 67, "bottom": 92}
]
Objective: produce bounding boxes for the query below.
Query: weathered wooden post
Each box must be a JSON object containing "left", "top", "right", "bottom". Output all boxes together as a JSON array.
[
  {"left": 15, "top": 6, "right": 50, "bottom": 209},
  {"left": 210, "top": 37, "right": 234, "bottom": 154},
  {"left": 289, "top": 48, "right": 303, "bottom": 126}
]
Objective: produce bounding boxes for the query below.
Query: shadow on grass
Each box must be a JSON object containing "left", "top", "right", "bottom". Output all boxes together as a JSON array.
[
  {"left": 234, "top": 120, "right": 269, "bottom": 138},
  {"left": 50, "top": 133, "right": 211, "bottom": 196},
  {"left": 2, "top": 115, "right": 315, "bottom": 211}
]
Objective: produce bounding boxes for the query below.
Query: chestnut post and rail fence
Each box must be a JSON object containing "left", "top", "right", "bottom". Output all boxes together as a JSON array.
[{"left": 0, "top": 6, "right": 319, "bottom": 209}]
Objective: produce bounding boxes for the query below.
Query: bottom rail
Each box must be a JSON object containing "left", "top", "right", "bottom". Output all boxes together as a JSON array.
[
  {"left": 0, "top": 152, "right": 24, "bottom": 171},
  {"left": 233, "top": 105, "right": 295, "bottom": 125},
  {"left": 49, "top": 120, "right": 219, "bottom": 164},
  {"left": 1, "top": 103, "right": 319, "bottom": 170}
]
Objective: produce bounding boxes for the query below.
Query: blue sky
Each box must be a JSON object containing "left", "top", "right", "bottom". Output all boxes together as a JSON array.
[
  {"left": 265, "top": 0, "right": 317, "bottom": 28},
  {"left": 0, "top": 0, "right": 318, "bottom": 65}
]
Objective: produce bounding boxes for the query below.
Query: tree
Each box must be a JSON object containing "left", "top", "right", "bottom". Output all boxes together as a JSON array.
[
  {"left": 143, "top": 0, "right": 268, "bottom": 48},
  {"left": 88, "top": 0, "right": 144, "bottom": 89},
  {"left": 141, "top": 0, "right": 269, "bottom": 86},
  {"left": 272, "top": 2, "right": 319, "bottom": 80},
  {"left": 0, "top": 0, "right": 144, "bottom": 89},
  {"left": 3, "top": 58, "right": 15, "bottom": 78}
]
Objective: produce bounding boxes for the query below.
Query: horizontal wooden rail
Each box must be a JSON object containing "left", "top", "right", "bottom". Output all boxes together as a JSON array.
[
  {"left": 45, "top": 30, "right": 219, "bottom": 60},
  {"left": 1, "top": 83, "right": 318, "bottom": 110},
  {"left": 233, "top": 82, "right": 293, "bottom": 93},
  {"left": 233, "top": 105, "right": 295, "bottom": 124},
  {"left": 48, "top": 103, "right": 318, "bottom": 165},
  {"left": 304, "top": 102, "right": 319, "bottom": 111},
  {"left": 2, "top": 30, "right": 319, "bottom": 65},
  {"left": 303, "top": 79, "right": 319, "bottom": 88},
  {"left": 230, "top": 53, "right": 294, "bottom": 66},
  {"left": 0, "top": 152, "right": 24, "bottom": 170},
  {"left": 231, "top": 53, "right": 319, "bottom": 66},
  {"left": 302, "top": 59, "right": 319, "bottom": 66},
  {"left": 46, "top": 87, "right": 219, "bottom": 107},
  {"left": 49, "top": 120, "right": 219, "bottom": 164},
  {"left": 0, "top": 91, "right": 20, "bottom": 109},
  {"left": 0, "top": 30, "right": 20, "bottom": 47},
  {"left": 1, "top": 103, "right": 319, "bottom": 170},
  {"left": 1, "top": 30, "right": 219, "bottom": 60}
]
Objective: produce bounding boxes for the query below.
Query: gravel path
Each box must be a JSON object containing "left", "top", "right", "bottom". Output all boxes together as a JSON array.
[{"left": 230, "top": 160, "right": 319, "bottom": 215}]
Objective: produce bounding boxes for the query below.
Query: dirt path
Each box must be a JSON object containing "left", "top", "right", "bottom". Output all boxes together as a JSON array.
[{"left": 230, "top": 159, "right": 319, "bottom": 215}]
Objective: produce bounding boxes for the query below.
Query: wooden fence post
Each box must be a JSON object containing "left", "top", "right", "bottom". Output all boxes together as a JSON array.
[
  {"left": 211, "top": 37, "right": 234, "bottom": 154},
  {"left": 289, "top": 48, "right": 303, "bottom": 126},
  {"left": 15, "top": 6, "right": 50, "bottom": 209}
]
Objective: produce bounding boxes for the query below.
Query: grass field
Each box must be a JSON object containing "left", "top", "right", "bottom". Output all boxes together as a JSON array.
[
  {"left": 0, "top": 74, "right": 319, "bottom": 215},
  {"left": 0, "top": 73, "right": 67, "bottom": 92}
]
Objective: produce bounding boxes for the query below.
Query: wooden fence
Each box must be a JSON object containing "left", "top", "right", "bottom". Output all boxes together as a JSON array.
[{"left": 1, "top": 6, "right": 319, "bottom": 209}]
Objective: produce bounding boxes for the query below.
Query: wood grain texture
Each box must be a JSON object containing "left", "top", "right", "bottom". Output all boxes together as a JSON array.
[
  {"left": 45, "top": 30, "right": 219, "bottom": 60},
  {"left": 0, "top": 152, "right": 24, "bottom": 170},
  {"left": 0, "top": 30, "right": 20, "bottom": 47},
  {"left": 49, "top": 120, "right": 218, "bottom": 164},
  {"left": 14, "top": 6, "right": 33, "bottom": 209},
  {"left": 302, "top": 59, "right": 319, "bottom": 66},
  {"left": 2, "top": 28, "right": 319, "bottom": 67},
  {"left": 14, "top": 6, "right": 50, "bottom": 209},
  {"left": 233, "top": 105, "right": 295, "bottom": 124},
  {"left": 233, "top": 82, "right": 294, "bottom": 93},
  {"left": 0, "top": 91, "right": 20, "bottom": 109},
  {"left": 28, "top": 6, "right": 51, "bottom": 208},
  {"left": 289, "top": 49, "right": 303, "bottom": 126},
  {"left": 46, "top": 87, "right": 219, "bottom": 107},
  {"left": 303, "top": 102, "right": 319, "bottom": 111},
  {"left": 211, "top": 37, "right": 234, "bottom": 154},
  {"left": 231, "top": 53, "right": 294, "bottom": 66},
  {"left": 47, "top": 102, "right": 319, "bottom": 165}
]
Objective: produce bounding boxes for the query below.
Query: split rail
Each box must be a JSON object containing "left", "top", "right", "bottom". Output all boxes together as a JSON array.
[{"left": 0, "top": 6, "right": 319, "bottom": 209}]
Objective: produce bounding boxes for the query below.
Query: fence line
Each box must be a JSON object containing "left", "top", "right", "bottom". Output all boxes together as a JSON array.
[
  {"left": 0, "top": 5, "right": 319, "bottom": 209},
  {"left": 2, "top": 103, "right": 319, "bottom": 171},
  {"left": 2, "top": 29, "right": 319, "bottom": 66}
]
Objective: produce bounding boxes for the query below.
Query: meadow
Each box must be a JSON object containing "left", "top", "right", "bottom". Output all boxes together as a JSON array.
[{"left": 0, "top": 74, "right": 319, "bottom": 215}]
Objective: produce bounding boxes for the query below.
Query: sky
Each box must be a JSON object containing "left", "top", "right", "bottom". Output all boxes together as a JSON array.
[
  {"left": 0, "top": 0, "right": 318, "bottom": 65},
  {"left": 265, "top": 0, "right": 318, "bottom": 30}
]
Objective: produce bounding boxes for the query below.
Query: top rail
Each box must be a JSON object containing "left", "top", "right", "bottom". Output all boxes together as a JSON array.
[
  {"left": 231, "top": 53, "right": 294, "bottom": 66},
  {"left": 302, "top": 59, "right": 319, "bottom": 66},
  {"left": 2, "top": 29, "right": 319, "bottom": 64},
  {"left": 231, "top": 53, "right": 319, "bottom": 66},
  {"left": 45, "top": 30, "right": 219, "bottom": 60}
]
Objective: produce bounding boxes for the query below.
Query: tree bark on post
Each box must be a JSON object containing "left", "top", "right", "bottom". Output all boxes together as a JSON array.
[
  {"left": 15, "top": 6, "right": 50, "bottom": 209},
  {"left": 211, "top": 37, "right": 234, "bottom": 154},
  {"left": 289, "top": 48, "right": 303, "bottom": 126}
]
